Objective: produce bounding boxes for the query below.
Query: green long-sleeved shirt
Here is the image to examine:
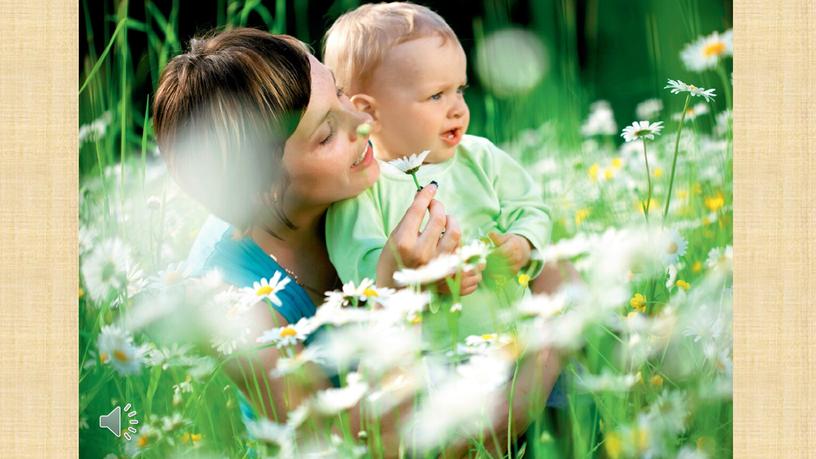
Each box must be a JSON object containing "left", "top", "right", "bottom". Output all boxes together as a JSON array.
[{"left": 326, "top": 134, "right": 552, "bottom": 340}]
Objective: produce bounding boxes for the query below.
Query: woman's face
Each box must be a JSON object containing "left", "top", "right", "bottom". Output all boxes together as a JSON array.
[{"left": 281, "top": 55, "right": 379, "bottom": 209}]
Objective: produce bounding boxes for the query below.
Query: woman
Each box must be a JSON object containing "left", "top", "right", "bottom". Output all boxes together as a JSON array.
[{"left": 153, "top": 28, "right": 559, "bottom": 456}]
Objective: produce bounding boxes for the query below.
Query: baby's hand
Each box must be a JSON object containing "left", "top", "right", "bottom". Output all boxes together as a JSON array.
[
  {"left": 435, "top": 263, "right": 486, "bottom": 297},
  {"left": 489, "top": 232, "right": 532, "bottom": 274}
]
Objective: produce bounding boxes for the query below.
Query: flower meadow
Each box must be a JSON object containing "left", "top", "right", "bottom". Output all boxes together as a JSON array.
[{"left": 79, "top": 1, "right": 732, "bottom": 458}]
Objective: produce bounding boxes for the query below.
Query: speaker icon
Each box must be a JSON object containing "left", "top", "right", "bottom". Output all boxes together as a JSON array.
[{"left": 99, "top": 403, "right": 139, "bottom": 440}]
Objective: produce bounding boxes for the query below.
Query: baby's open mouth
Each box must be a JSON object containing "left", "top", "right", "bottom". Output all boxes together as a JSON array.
[{"left": 441, "top": 128, "right": 463, "bottom": 146}]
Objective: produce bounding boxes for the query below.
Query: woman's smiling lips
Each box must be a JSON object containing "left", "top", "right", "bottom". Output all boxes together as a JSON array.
[
  {"left": 351, "top": 140, "right": 374, "bottom": 169},
  {"left": 441, "top": 127, "right": 463, "bottom": 147}
]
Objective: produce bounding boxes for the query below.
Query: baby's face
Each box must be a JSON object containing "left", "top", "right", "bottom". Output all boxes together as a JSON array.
[{"left": 366, "top": 35, "right": 469, "bottom": 163}]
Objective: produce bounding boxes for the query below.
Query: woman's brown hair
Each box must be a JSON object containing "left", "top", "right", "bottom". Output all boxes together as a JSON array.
[{"left": 153, "top": 28, "right": 311, "bottom": 231}]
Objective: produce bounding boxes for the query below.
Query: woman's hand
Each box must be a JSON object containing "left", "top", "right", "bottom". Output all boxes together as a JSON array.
[{"left": 376, "top": 183, "right": 462, "bottom": 288}]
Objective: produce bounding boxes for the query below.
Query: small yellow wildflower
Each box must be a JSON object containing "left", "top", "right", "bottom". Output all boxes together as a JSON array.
[
  {"left": 363, "top": 287, "right": 379, "bottom": 298},
  {"left": 629, "top": 293, "right": 647, "bottom": 313},
  {"left": 611, "top": 157, "right": 623, "bottom": 169},
  {"left": 180, "top": 432, "right": 202, "bottom": 444},
  {"left": 603, "top": 167, "right": 615, "bottom": 181},
  {"left": 653, "top": 167, "right": 664, "bottom": 178},
  {"left": 588, "top": 163, "right": 600, "bottom": 182},
  {"left": 517, "top": 273, "right": 531, "bottom": 288},
  {"left": 650, "top": 374, "right": 664, "bottom": 388},
  {"left": 79, "top": 287, "right": 85, "bottom": 299},
  {"left": 636, "top": 198, "right": 658, "bottom": 214},
  {"left": 604, "top": 432, "right": 622, "bottom": 459},
  {"left": 137, "top": 435, "right": 150, "bottom": 448},
  {"left": 704, "top": 192, "right": 725, "bottom": 212},
  {"left": 575, "top": 208, "right": 591, "bottom": 226},
  {"left": 677, "top": 188, "right": 689, "bottom": 200},
  {"left": 409, "top": 314, "right": 422, "bottom": 325},
  {"left": 692, "top": 261, "right": 703, "bottom": 273},
  {"left": 676, "top": 279, "right": 691, "bottom": 290}
]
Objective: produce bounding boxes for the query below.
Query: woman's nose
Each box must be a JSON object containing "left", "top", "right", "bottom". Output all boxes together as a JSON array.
[{"left": 349, "top": 110, "right": 373, "bottom": 140}]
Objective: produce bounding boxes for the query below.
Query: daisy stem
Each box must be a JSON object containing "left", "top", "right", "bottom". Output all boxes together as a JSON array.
[
  {"left": 641, "top": 139, "right": 653, "bottom": 224},
  {"left": 663, "top": 94, "right": 691, "bottom": 224},
  {"left": 410, "top": 172, "right": 421, "bottom": 191},
  {"left": 715, "top": 62, "right": 732, "bottom": 110}
]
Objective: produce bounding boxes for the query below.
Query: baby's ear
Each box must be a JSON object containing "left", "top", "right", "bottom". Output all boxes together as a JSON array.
[{"left": 350, "top": 94, "right": 379, "bottom": 123}]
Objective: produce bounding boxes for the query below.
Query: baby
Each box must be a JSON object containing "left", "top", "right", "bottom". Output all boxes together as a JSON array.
[{"left": 323, "top": 2, "right": 552, "bottom": 338}]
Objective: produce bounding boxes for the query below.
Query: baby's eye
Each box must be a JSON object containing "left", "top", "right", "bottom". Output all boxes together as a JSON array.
[{"left": 429, "top": 92, "right": 443, "bottom": 101}]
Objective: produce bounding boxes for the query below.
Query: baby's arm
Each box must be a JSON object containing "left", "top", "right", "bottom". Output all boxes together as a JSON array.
[
  {"left": 488, "top": 143, "right": 552, "bottom": 275},
  {"left": 326, "top": 189, "right": 389, "bottom": 286}
]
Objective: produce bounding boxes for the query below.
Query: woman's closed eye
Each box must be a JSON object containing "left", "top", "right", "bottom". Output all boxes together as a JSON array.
[{"left": 320, "top": 122, "right": 335, "bottom": 145}]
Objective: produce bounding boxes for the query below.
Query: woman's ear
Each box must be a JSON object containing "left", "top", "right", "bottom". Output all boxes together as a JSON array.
[{"left": 350, "top": 94, "right": 380, "bottom": 128}]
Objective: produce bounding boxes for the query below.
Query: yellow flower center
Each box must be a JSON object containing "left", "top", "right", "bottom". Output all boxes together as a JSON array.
[
  {"left": 703, "top": 41, "right": 727, "bottom": 57},
  {"left": 256, "top": 285, "right": 273, "bottom": 296},
  {"left": 650, "top": 374, "right": 664, "bottom": 387},
  {"left": 279, "top": 327, "right": 297, "bottom": 338},
  {"left": 676, "top": 280, "right": 691, "bottom": 290},
  {"left": 517, "top": 273, "right": 531, "bottom": 288},
  {"left": 363, "top": 287, "right": 379, "bottom": 298},
  {"left": 99, "top": 352, "right": 110, "bottom": 363},
  {"left": 481, "top": 333, "right": 497, "bottom": 341},
  {"left": 138, "top": 435, "right": 150, "bottom": 448},
  {"left": 668, "top": 242, "right": 678, "bottom": 254},
  {"left": 113, "top": 350, "right": 129, "bottom": 362}
]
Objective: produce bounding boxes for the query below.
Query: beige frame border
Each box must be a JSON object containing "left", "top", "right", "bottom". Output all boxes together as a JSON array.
[
  {"left": 0, "top": 0, "right": 78, "bottom": 455},
  {"left": 732, "top": 1, "right": 815, "bottom": 457},
  {"left": 0, "top": 0, "right": 812, "bottom": 457}
]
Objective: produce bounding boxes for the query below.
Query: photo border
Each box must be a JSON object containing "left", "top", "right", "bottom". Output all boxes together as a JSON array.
[{"left": 1, "top": 0, "right": 810, "bottom": 456}]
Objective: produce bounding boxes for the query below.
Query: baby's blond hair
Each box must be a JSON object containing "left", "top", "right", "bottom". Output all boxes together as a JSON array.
[{"left": 323, "top": 2, "right": 459, "bottom": 94}]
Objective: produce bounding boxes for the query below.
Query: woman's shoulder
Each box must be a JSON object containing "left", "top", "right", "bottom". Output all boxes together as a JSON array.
[{"left": 186, "top": 215, "right": 316, "bottom": 323}]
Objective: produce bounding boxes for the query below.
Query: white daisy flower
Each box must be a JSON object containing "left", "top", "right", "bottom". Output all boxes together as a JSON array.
[
  {"left": 705, "top": 245, "right": 733, "bottom": 270},
  {"left": 97, "top": 325, "right": 145, "bottom": 376},
  {"left": 636, "top": 98, "right": 663, "bottom": 120},
  {"left": 256, "top": 317, "right": 314, "bottom": 348},
  {"left": 664, "top": 230, "right": 688, "bottom": 265},
  {"left": 672, "top": 102, "right": 710, "bottom": 122},
  {"left": 81, "top": 238, "right": 133, "bottom": 304},
  {"left": 393, "top": 253, "right": 461, "bottom": 287},
  {"left": 248, "top": 271, "right": 291, "bottom": 306},
  {"left": 311, "top": 372, "right": 369, "bottom": 415},
  {"left": 457, "top": 240, "right": 490, "bottom": 269},
  {"left": 665, "top": 79, "right": 717, "bottom": 102},
  {"left": 336, "top": 278, "right": 395, "bottom": 305},
  {"left": 681, "top": 29, "right": 733, "bottom": 72},
  {"left": 387, "top": 150, "right": 430, "bottom": 175},
  {"left": 581, "top": 100, "right": 617, "bottom": 137},
  {"left": 620, "top": 120, "right": 664, "bottom": 143},
  {"left": 153, "top": 262, "right": 192, "bottom": 288},
  {"left": 647, "top": 390, "right": 689, "bottom": 434}
]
